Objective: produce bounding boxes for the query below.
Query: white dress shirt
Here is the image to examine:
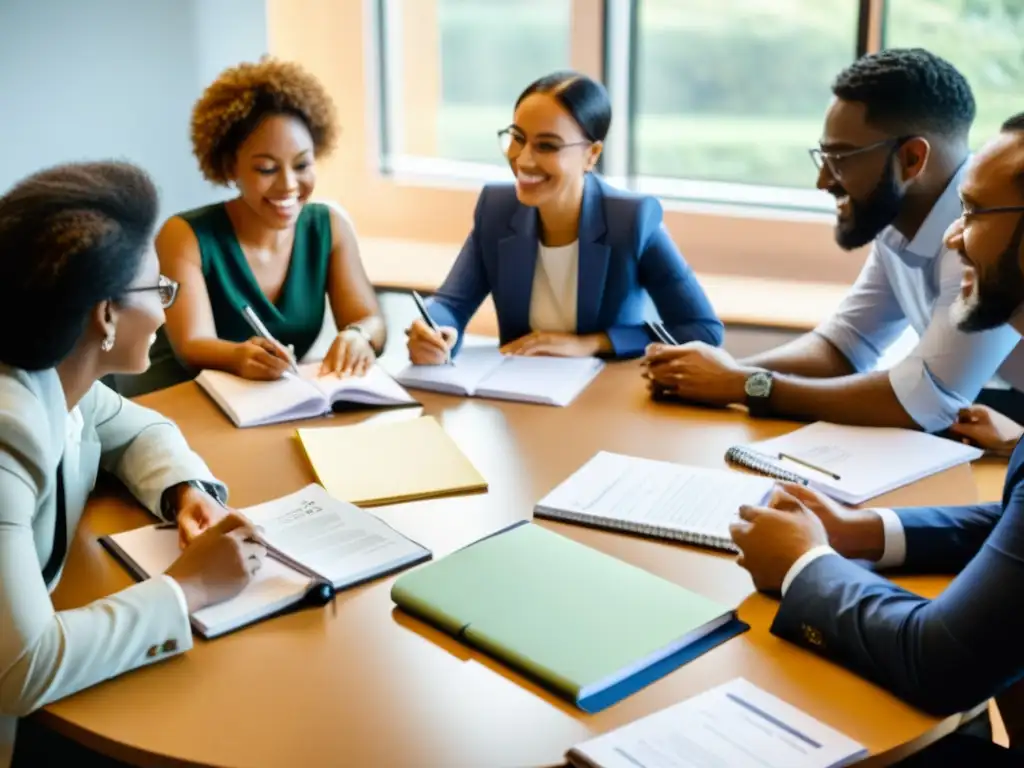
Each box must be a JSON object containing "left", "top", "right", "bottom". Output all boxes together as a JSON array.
[
  {"left": 815, "top": 162, "right": 1024, "bottom": 432},
  {"left": 529, "top": 241, "right": 579, "bottom": 334},
  {"left": 781, "top": 507, "right": 908, "bottom": 596}
]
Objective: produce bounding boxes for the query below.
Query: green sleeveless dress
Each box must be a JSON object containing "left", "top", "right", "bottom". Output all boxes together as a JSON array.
[{"left": 136, "top": 202, "right": 332, "bottom": 396}]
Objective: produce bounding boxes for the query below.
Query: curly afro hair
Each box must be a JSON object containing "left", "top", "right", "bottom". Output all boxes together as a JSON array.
[
  {"left": 190, "top": 57, "right": 339, "bottom": 185},
  {"left": 833, "top": 48, "right": 975, "bottom": 138}
]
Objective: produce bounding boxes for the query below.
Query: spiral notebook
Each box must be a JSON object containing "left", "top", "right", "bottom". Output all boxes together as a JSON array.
[
  {"left": 534, "top": 452, "right": 775, "bottom": 552},
  {"left": 725, "top": 422, "right": 983, "bottom": 505}
]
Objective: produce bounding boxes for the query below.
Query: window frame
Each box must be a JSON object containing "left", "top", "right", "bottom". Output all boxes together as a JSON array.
[{"left": 267, "top": 0, "right": 892, "bottom": 285}]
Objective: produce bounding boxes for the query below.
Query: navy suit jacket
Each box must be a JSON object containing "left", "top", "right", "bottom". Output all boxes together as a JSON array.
[
  {"left": 773, "top": 441, "right": 1024, "bottom": 716},
  {"left": 424, "top": 173, "right": 723, "bottom": 359}
]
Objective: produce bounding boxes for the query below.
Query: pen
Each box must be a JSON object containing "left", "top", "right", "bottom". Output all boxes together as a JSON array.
[
  {"left": 778, "top": 452, "right": 842, "bottom": 481},
  {"left": 245, "top": 529, "right": 337, "bottom": 616},
  {"left": 410, "top": 290, "right": 453, "bottom": 365},
  {"left": 240, "top": 304, "right": 300, "bottom": 374},
  {"left": 645, "top": 320, "right": 678, "bottom": 346}
]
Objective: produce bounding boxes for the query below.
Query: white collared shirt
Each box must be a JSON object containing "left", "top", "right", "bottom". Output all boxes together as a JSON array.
[
  {"left": 815, "top": 162, "right": 1024, "bottom": 432},
  {"left": 529, "top": 241, "right": 579, "bottom": 334}
]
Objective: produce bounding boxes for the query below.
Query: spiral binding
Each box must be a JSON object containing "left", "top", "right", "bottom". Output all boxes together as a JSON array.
[
  {"left": 534, "top": 506, "right": 738, "bottom": 553},
  {"left": 724, "top": 447, "right": 809, "bottom": 485}
]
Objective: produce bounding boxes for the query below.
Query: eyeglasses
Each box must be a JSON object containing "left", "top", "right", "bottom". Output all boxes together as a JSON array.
[
  {"left": 809, "top": 136, "right": 914, "bottom": 178},
  {"left": 123, "top": 274, "right": 179, "bottom": 308},
  {"left": 960, "top": 203, "right": 1024, "bottom": 222},
  {"left": 497, "top": 127, "right": 591, "bottom": 159}
]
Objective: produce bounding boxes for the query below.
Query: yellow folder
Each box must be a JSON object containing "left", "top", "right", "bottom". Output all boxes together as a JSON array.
[{"left": 296, "top": 415, "right": 488, "bottom": 507}]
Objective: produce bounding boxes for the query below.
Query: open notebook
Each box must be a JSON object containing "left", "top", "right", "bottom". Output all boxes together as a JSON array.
[
  {"left": 567, "top": 678, "right": 866, "bottom": 768},
  {"left": 535, "top": 451, "right": 775, "bottom": 552},
  {"left": 394, "top": 346, "right": 604, "bottom": 407},
  {"left": 101, "top": 484, "right": 430, "bottom": 638},
  {"left": 195, "top": 363, "right": 418, "bottom": 427},
  {"left": 725, "top": 421, "right": 983, "bottom": 505}
]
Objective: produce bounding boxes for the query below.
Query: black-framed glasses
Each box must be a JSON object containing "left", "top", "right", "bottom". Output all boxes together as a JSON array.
[
  {"left": 809, "top": 136, "right": 914, "bottom": 178},
  {"left": 497, "top": 127, "right": 591, "bottom": 159},
  {"left": 960, "top": 203, "right": 1024, "bottom": 222},
  {"left": 124, "top": 274, "right": 179, "bottom": 308}
]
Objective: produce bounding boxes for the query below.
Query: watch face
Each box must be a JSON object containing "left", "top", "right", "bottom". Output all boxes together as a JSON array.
[{"left": 745, "top": 373, "right": 772, "bottom": 398}]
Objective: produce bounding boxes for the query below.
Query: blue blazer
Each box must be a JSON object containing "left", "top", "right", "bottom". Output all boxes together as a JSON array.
[
  {"left": 773, "top": 441, "right": 1024, "bottom": 716},
  {"left": 425, "top": 174, "right": 723, "bottom": 359}
]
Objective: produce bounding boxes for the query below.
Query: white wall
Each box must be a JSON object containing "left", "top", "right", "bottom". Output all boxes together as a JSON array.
[{"left": 0, "top": 0, "right": 268, "bottom": 220}]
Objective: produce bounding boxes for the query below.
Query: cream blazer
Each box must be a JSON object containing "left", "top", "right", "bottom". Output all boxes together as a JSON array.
[{"left": 0, "top": 365, "right": 224, "bottom": 765}]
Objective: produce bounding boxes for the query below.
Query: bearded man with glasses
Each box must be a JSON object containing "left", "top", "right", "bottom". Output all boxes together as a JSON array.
[{"left": 643, "top": 48, "right": 1024, "bottom": 439}]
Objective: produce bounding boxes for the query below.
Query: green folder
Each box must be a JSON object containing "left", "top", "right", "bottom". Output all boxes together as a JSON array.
[{"left": 391, "top": 522, "right": 745, "bottom": 712}]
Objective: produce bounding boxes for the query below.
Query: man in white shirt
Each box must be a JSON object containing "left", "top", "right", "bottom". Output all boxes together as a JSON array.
[
  {"left": 727, "top": 114, "right": 1024, "bottom": 764},
  {"left": 644, "top": 48, "right": 1024, "bottom": 433}
]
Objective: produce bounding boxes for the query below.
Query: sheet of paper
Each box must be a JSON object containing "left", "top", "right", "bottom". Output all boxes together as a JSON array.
[
  {"left": 395, "top": 345, "right": 505, "bottom": 394},
  {"left": 476, "top": 356, "right": 603, "bottom": 406},
  {"left": 744, "top": 422, "right": 982, "bottom": 503},
  {"left": 247, "top": 484, "right": 428, "bottom": 586},
  {"left": 569, "top": 678, "right": 866, "bottom": 768},
  {"left": 538, "top": 452, "right": 773, "bottom": 539}
]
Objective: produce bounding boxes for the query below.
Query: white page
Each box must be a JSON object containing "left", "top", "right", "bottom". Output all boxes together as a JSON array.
[
  {"left": 743, "top": 422, "right": 982, "bottom": 504},
  {"left": 297, "top": 363, "right": 417, "bottom": 407},
  {"left": 475, "top": 356, "right": 604, "bottom": 406},
  {"left": 246, "top": 484, "right": 429, "bottom": 587},
  {"left": 537, "top": 452, "right": 773, "bottom": 540},
  {"left": 569, "top": 678, "right": 866, "bottom": 768},
  {"left": 195, "top": 368, "right": 326, "bottom": 427},
  {"left": 104, "top": 524, "right": 309, "bottom": 637},
  {"left": 394, "top": 345, "right": 505, "bottom": 395}
]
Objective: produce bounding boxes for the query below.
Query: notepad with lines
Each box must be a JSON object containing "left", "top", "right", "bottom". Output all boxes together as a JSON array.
[
  {"left": 726, "top": 421, "right": 983, "bottom": 505},
  {"left": 534, "top": 451, "right": 775, "bottom": 552}
]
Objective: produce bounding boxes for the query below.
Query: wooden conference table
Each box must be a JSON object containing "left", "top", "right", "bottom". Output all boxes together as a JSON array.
[{"left": 45, "top": 360, "right": 993, "bottom": 767}]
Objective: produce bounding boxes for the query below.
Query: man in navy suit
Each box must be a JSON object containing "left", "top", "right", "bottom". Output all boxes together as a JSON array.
[{"left": 730, "top": 114, "right": 1024, "bottom": 764}]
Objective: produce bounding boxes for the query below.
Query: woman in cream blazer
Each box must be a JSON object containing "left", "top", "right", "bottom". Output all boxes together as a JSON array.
[{"left": 0, "top": 162, "right": 266, "bottom": 767}]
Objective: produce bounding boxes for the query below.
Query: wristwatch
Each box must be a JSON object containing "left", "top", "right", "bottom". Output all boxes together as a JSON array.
[
  {"left": 160, "top": 480, "right": 222, "bottom": 521},
  {"left": 744, "top": 371, "right": 774, "bottom": 418},
  {"left": 342, "top": 323, "right": 378, "bottom": 357}
]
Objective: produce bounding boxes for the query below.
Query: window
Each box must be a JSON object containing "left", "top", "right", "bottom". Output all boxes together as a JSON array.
[
  {"left": 375, "top": 0, "right": 993, "bottom": 214},
  {"left": 883, "top": 0, "right": 1024, "bottom": 147},
  {"left": 633, "top": 0, "right": 860, "bottom": 189},
  {"left": 379, "top": 0, "right": 572, "bottom": 176}
]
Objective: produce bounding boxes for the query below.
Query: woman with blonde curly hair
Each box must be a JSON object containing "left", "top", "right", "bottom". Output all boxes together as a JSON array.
[{"left": 154, "top": 58, "right": 384, "bottom": 385}]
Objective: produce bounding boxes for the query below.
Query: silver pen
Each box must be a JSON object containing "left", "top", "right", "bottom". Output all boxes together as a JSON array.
[{"left": 240, "top": 304, "right": 299, "bottom": 375}]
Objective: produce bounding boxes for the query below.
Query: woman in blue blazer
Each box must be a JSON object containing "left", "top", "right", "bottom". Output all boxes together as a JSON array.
[{"left": 406, "top": 71, "right": 723, "bottom": 363}]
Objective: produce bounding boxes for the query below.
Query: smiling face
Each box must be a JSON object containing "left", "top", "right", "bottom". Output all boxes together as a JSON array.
[
  {"left": 231, "top": 113, "right": 316, "bottom": 229},
  {"left": 946, "top": 131, "right": 1024, "bottom": 332},
  {"left": 815, "top": 98, "right": 926, "bottom": 250},
  {"left": 505, "top": 92, "right": 601, "bottom": 210}
]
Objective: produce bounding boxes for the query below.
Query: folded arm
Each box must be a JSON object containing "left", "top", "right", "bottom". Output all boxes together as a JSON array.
[
  {"left": 89, "top": 382, "right": 224, "bottom": 517},
  {"left": 772, "top": 486, "right": 1024, "bottom": 716}
]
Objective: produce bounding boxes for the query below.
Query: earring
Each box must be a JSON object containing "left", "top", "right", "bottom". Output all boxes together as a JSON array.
[{"left": 101, "top": 331, "right": 115, "bottom": 352}]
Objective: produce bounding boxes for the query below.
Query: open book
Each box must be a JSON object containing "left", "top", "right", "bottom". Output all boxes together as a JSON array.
[
  {"left": 195, "top": 362, "right": 418, "bottom": 427},
  {"left": 567, "top": 678, "right": 866, "bottom": 768},
  {"left": 535, "top": 452, "right": 775, "bottom": 552},
  {"left": 394, "top": 346, "right": 604, "bottom": 407},
  {"left": 725, "top": 421, "right": 983, "bottom": 505},
  {"left": 101, "top": 484, "right": 430, "bottom": 638}
]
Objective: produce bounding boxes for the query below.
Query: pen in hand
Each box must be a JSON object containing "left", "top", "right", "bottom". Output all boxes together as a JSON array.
[
  {"left": 410, "top": 290, "right": 453, "bottom": 366},
  {"left": 240, "top": 304, "right": 300, "bottom": 374}
]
